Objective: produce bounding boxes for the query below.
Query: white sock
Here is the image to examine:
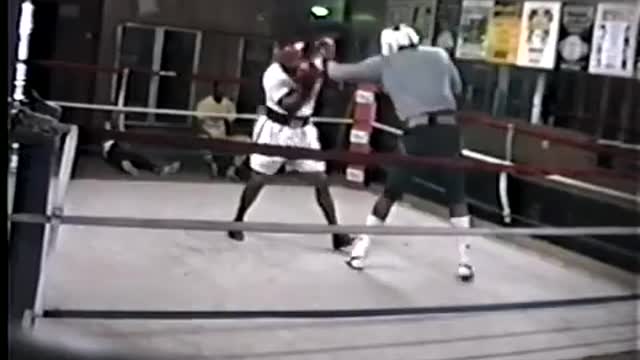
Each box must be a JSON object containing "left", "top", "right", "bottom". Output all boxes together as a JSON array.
[
  {"left": 350, "top": 236, "right": 370, "bottom": 259},
  {"left": 450, "top": 216, "right": 472, "bottom": 265},
  {"left": 351, "top": 214, "right": 383, "bottom": 259},
  {"left": 366, "top": 214, "right": 384, "bottom": 226}
]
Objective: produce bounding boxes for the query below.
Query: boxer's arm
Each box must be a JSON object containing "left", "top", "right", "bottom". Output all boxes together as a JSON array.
[
  {"left": 263, "top": 64, "right": 314, "bottom": 115},
  {"left": 278, "top": 86, "right": 314, "bottom": 115},
  {"left": 325, "top": 56, "right": 384, "bottom": 83}
]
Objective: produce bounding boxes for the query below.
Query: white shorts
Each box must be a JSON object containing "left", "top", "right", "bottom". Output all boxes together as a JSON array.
[{"left": 249, "top": 115, "right": 325, "bottom": 175}]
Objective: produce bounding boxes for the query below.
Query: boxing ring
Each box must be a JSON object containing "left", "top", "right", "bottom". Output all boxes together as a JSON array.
[
  {"left": 9, "top": 89, "right": 639, "bottom": 359},
  {"left": 9, "top": 9, "right": 640, "bottom": 357},
  {"left": 28, "top": 179, "right": 640, "bottom": 359}
]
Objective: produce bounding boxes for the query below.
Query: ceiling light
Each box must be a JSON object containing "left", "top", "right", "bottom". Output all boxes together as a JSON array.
[{"left": 310, "top": 5, "right": 330, "bottom": 18}]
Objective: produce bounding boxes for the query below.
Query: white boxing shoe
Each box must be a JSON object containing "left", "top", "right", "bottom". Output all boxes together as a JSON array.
[
  {"left": 345, "top": 235, "right": 370, "bottom": 271},
  {"left": 457, "top": 263, "right": 475, "bottom": 282},
  {"left": 346, "top": 256, "right": 365, "bottom": 271}
]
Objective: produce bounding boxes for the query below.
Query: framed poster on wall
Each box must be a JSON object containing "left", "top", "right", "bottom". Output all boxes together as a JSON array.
[
  {"left": 386, "top": 0, "right": 438, "bottom": 45},
  {"left": 588, "top": 3, "right": 639, "bottom": 78},
  {"left": 486, "top": 0, "right": 522, "bottom": 64},
  {"left": 455, "top": 0, "right": 494, "bottom": 60},
  {"left": 516, "top": 1, "right": 562, "bottom": 69},
  {"left": 556, "top": 3, "right": 595, "bottom": 72}
]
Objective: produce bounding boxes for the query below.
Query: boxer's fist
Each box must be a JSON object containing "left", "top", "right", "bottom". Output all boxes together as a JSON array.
[
  {"left": 295, "top": 61, "right": 322, "bottom": 90},
  {"left": 314, "top": 37, "right": 336, "bottom": 61}
]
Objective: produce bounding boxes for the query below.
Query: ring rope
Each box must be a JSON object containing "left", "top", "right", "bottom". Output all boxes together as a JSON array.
[
  {"left": 23, "top": 59, "right": 640, "bottom": 146},
  {"left": 458, "top": 112, "right": 638, "bottom": 159},
  {"left": 410, "top": 177, "right": 638, "bottom": 261},
  {"left": 40, "top": 294, "right": 640, "bottom": 320},
  {"left": 43, "top": 102, "right": 637, "bottom": 199},
  {"left": 51, "top": 101, "right": 354, "bottom": 124},
  {"left": 49, "top": 100, "right": 639, "bottom": 159},
  {"left": 10, "top": 213, "right": 639, "bottom": 237},
  {"left": 94, "top": 129, "right": 637, "bottom": 181},
  {"left": 21, "top": 57, "right": 640, "bottom": 145},
  {"left": 26, "top": 58, "right": 639, "bottom": 157}
]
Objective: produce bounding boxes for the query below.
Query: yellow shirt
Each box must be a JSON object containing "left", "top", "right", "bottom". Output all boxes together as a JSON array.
[{"left": 195, "top": 96, "right": 236, "bottom": 138}]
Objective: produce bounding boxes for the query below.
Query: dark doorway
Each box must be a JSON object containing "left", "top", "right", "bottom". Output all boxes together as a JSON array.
[{"left": 157, "top": 30, "right": 198, "bottom": 124}]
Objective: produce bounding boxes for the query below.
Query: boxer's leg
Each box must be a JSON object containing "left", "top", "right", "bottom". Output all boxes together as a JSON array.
[
  {"left": 228, "top": 154, "right": 282, "bottom": 241},
  {"left": 296, "top": 171, "right": 353, "bottom": 250},
  {"left": 298, "top": 172, "right": 338, "bottom": 224},
  {"left": 347, "top": 139, "right": 409, "bottom": 270},
  {"left": 446, "top": 160, "right": 474, "bottom": 282},
  {"left": 228, "top": 118, "right": 282, "bottom": 242},
  {"left": 428, "top": 121, "right": 475, "bottom": 281},
  {"left": 228, "top": 170, "right": 268, "bottom": 241},
  {"left": 292, "top": 124, "right": 352, "bottom": 250}
]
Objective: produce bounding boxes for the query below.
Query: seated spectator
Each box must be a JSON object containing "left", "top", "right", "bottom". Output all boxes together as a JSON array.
[
  {"left": 195, "top": 82, "right": 250, "bottom": 179},
  {"left": 101, "top": 121, "right": 181, "bottom": 177}
]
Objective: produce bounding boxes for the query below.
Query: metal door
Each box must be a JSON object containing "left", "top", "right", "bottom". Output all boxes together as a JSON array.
[{"left": 114, "top": 23, "right": 201, "bottom": 127}]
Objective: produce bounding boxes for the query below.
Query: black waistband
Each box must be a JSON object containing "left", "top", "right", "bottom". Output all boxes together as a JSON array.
[{"left": 266, "top": 107, "right": 310, "bottom": 127}]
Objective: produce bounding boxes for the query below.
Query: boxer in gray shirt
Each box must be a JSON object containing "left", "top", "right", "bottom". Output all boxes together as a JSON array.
[{"left": 316, "top": 24, "right": 475, "bottom": 281}]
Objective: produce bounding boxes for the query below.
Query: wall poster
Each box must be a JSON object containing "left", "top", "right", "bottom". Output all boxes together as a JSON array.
[
  {"left": 455, "top": 0, "right": 494, "bottom": 60},
  {"left": 588, "top": 3, "right": 639, "bottom": 78},
  {"left": 486, "top": 0, "right": 522, "bottom": 64},
  {"left": 516, "top": 1, "right": 562, "bottom": 69},
  {"left": 556, "top": 3, "right": 595, "bottom": 72},
  {"left": 386, "top": 0, "right": 438, "bottom": 45},
  {"left": 433, "top": 0, "right": 462, "bottom": 54}
]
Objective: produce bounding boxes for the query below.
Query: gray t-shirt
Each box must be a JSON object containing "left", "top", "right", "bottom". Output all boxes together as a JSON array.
[{"left": 327, "top": 46, "right": 463, "bottom": 122}]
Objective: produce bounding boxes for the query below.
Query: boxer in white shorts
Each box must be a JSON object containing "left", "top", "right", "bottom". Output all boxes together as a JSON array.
[
  {"left": 249, "top": 64, "right": 324, "bottom": 175},
  {"left": 227, "top": 38, "right": 353, "bottom": 251}
]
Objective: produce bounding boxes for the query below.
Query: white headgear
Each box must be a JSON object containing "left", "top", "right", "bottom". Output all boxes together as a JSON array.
[{"left": 380, "top": 24, "right": 420, "bottom": 56}]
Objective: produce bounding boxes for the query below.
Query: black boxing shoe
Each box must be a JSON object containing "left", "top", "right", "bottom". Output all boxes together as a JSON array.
[
  {"left": 228, "top": 230, "right": 245, "bottom": 242},
  {"left": 332, "top": 234, "right": 354, "bottom": 251}
]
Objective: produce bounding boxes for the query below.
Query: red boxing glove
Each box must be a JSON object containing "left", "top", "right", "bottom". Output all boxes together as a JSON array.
[
  {"left": 295, "top": 61, "right": 322, "bottom": 90},
  {"left": 274, "top": 41, "right": 305, "bottom": 69}
]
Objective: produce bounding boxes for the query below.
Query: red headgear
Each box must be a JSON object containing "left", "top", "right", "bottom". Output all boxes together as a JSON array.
[{"left": 274, "top": 41, "right": 306, "bottom": 69}]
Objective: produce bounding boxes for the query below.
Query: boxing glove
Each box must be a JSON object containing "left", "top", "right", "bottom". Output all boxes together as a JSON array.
[
  {"left": 295, "top": 61, "right": 322, "bottom": 91},
  {"left": 314, "top": 37, "right": 336, "bottom": 61}
]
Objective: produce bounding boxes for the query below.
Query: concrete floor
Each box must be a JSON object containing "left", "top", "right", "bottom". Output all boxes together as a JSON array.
[{"left": 32, "top": 179, "right": 639, "bottom": 359}]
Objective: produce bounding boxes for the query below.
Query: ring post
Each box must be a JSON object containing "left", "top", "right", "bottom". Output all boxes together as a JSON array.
[
  {"left": 31, "top": 124, "right": 78, "bottom": 322},
  {"left": 346, "top": 84, "right": 377, "bottom": 184},
  {"left": 9, "top": 140, "right": 55, "bottom": 323},
  {"left": 7, "top": 0, "right": 53, "bottom": 324},
  {"left": 499, "top": 124, "right": 515, "bottom": 224}
]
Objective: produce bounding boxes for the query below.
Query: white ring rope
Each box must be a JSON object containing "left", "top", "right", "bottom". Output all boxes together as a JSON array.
[
  {"left": 51, "top": 101, "right": 353, "bottom": 124},
  {"left": 372, "top": 121, "right": 404, "bottom": 135},
  {"left": 372, "top": 120, "right": 639, "bottom": 204},
  {"left": 9, "top": 213, "right": 639, "bottom": 237},
  {"left": 499, "top": 124, "right": 515, "bottom": 223},
  {"left": 50, "top": 100, "right": 639, "bottom": 203}
]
